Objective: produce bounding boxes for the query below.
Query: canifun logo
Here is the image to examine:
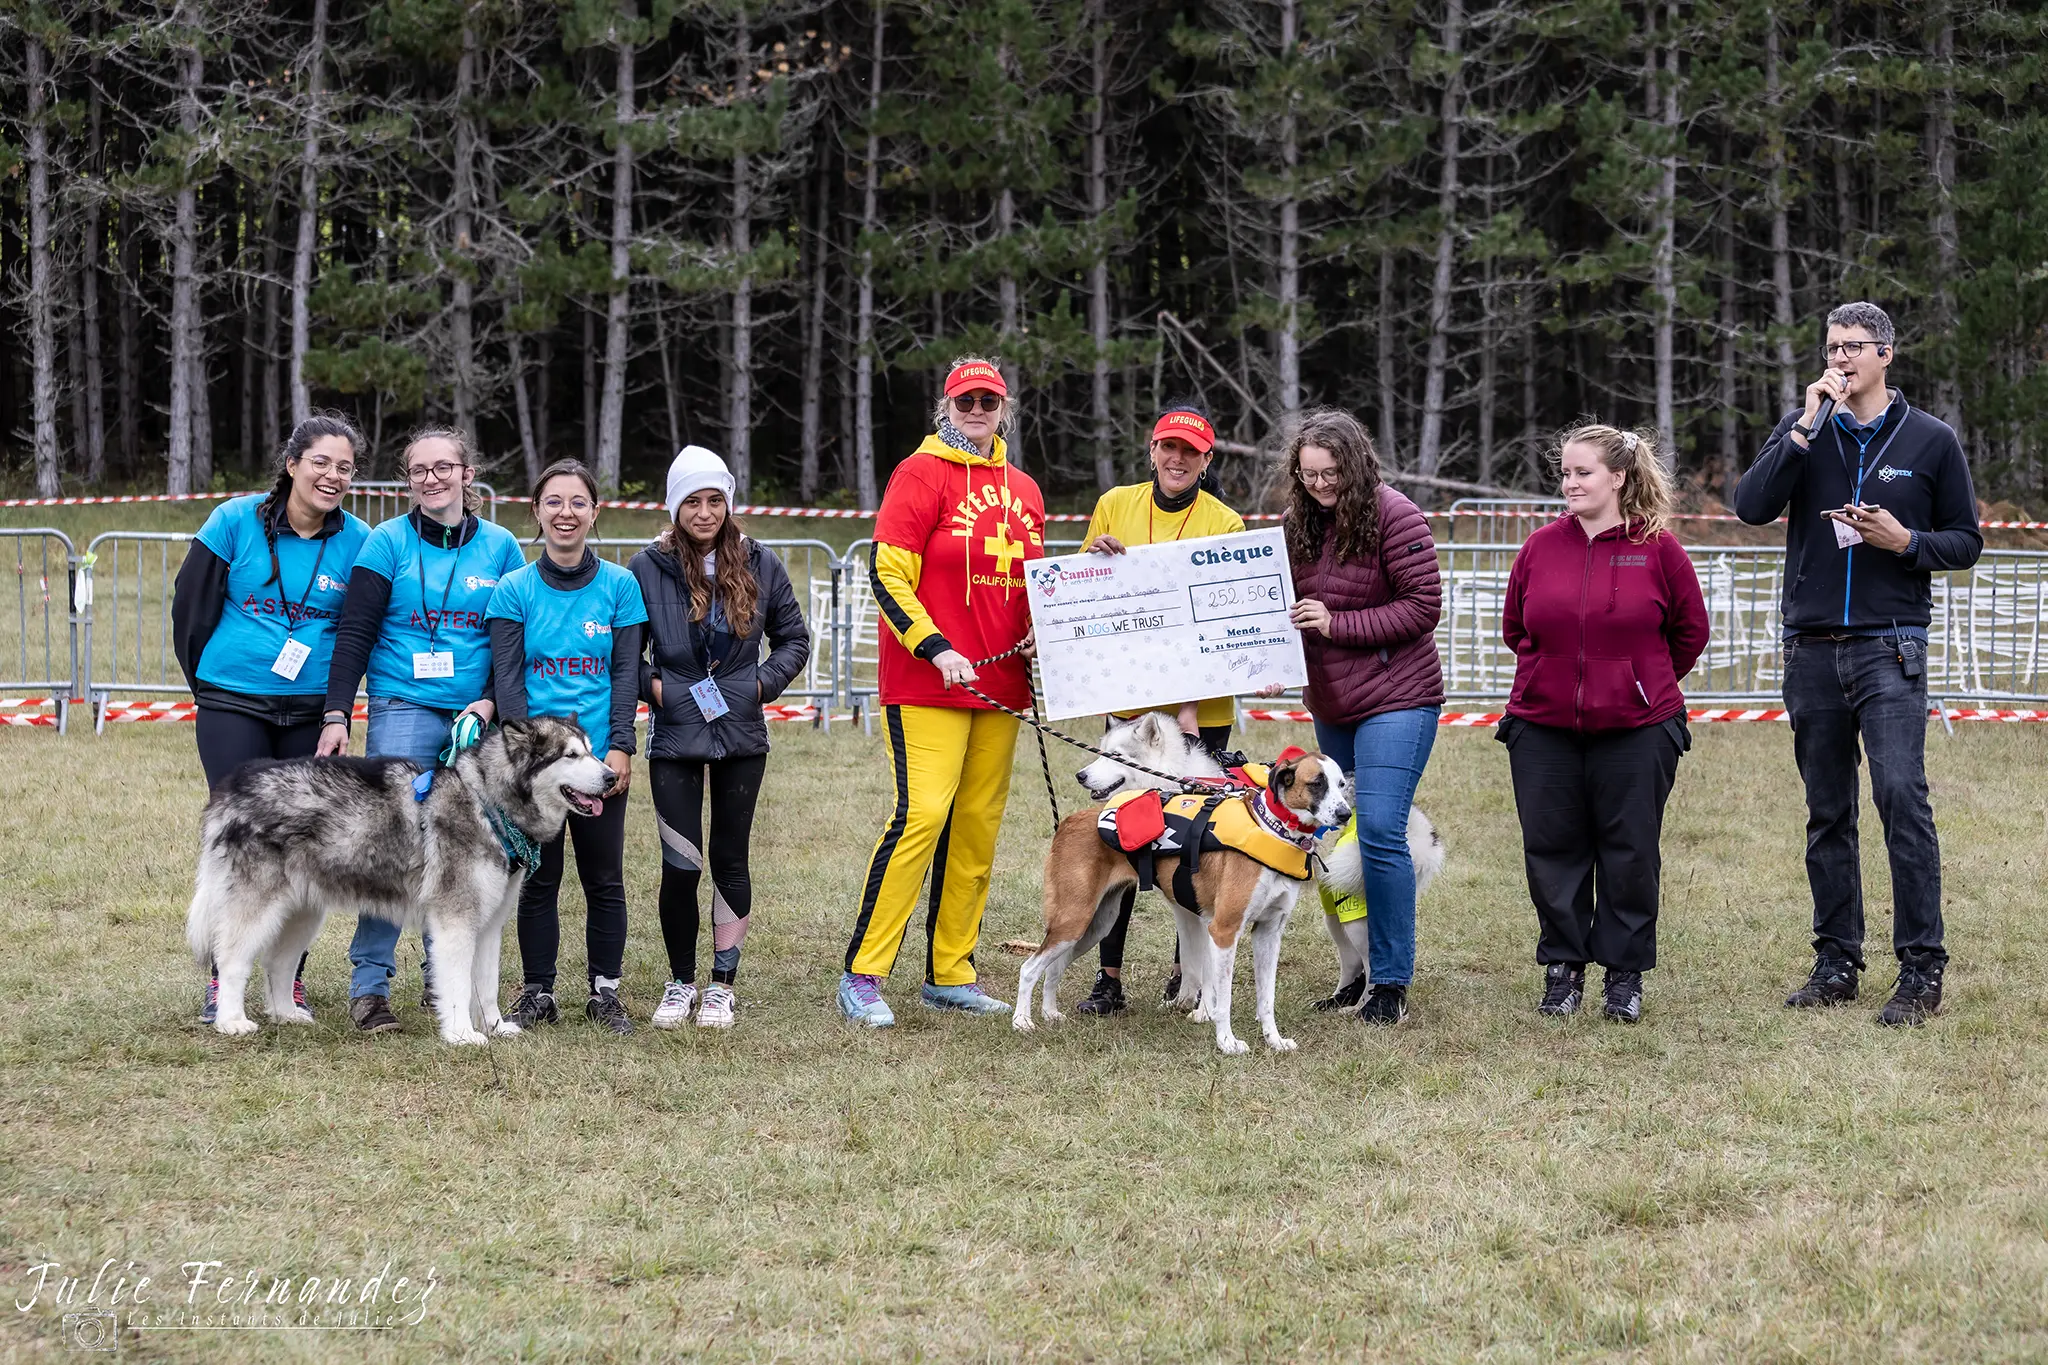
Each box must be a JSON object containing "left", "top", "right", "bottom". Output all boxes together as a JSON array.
[
  {"left": 463, "top": 575, "right": 499, "bottom": 591},
  {"left": 1029, "top": 561, "right": 1114, "bottom": 600},
  {"left": 581, "top": 620, "right": 612, "bottom": 639},
  {"left": 1877, "top": 465, "right": 1915, "bottom": 482}
]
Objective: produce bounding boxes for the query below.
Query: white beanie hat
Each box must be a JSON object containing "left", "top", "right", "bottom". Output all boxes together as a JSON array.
[{"left": 665, "top": 445, "right": 735, "bottom": 520}]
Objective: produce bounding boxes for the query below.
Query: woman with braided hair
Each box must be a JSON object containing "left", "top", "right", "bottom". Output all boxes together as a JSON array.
[{"left": 837, "top": 357, "right": 1046, "bottom": 1027}]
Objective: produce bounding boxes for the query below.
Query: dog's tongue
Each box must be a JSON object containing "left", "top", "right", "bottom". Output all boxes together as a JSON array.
[{"left": 583, "top": 794, "right": 604, "bottom": 817}]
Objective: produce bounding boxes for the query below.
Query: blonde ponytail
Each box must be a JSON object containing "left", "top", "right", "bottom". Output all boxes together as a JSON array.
[{"left": 1554, "top": 423, "right": 1675, "bottom": 541}]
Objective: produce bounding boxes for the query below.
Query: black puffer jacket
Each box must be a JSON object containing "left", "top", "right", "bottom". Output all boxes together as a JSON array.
[{"left": 629, "top": 537, "right": 811, "bottom": 761}]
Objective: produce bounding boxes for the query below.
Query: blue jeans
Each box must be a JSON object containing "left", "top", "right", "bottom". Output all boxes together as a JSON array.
[
  {"left": 1782, "top": 634, "right": 1943, "bottom": 967},
  {"left": 348, "top": 697, "right": 451, "bottom": 999},
  {"left": 1311, "top": 706, "right": 1440, "bottom": 986}
]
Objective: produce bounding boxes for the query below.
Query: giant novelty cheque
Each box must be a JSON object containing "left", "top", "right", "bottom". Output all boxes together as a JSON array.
[{"left": 1026, "top": 527, "right": 1309, "bottom": 721}]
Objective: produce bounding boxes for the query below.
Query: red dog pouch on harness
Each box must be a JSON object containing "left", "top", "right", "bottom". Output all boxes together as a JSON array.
[{"left": 1113, "top": 790, "right": 1167, "bottom": 852}]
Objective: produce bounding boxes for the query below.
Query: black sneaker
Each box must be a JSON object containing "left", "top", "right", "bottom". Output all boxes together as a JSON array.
[
  {"left": 586, "top": 985, "right": 634, "bottom": 1035},
  {"left": 1785, "top": 955, "right": 1859, "bottom": 1008},
  {"left": 1357, "top": 984, "right": 1408, "bottom": 1026},
  {"left": 1073, "top": 970, "right": 1127, "bottom": 1016},
  {"left": 1537, "top": 963, "right": 1586, "bottom": 1017},
  {"left": 1877, "top": 956, "right": 1945, "bottom": 1028},
  {"left": 1602, "top": 969, "right": 1643, "bottom": 1023},
  {"left": 1312, "top": 976, "right": 1369, "bottom": 1012},
  {"left": 349, "top": 994, "right": 402, "bottom": 1034},
  {"left": 506, "top": 985, "right": 558, "bottom": 1029},
  {"left": 1161, "top": 969, "right": 1184, "bottom": 1005}
]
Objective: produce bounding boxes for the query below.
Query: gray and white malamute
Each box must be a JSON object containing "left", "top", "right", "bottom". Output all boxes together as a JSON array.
[{"left": 185, "top": 717, "right": 614, "bottom": 1045}]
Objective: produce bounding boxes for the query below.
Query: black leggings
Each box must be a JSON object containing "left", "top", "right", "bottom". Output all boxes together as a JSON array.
[
  {"left": 516, "top": 788, "right": 629, "bottom": 993},
  {"left": 1098, "top": 722, "right": 1232, "bottom": 972},
  {"left": 195, "top": 706, "right": 322, "bottom": 791},
  {"left": 195, "top": 706, "right": 321, "bottom": 981},
  {"left": 649, "top": 755, "right": 767, "bottom": 985}
]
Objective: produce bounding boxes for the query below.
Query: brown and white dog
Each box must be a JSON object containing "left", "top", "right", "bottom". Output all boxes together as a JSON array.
[{"left": 1014, "top": 713, "right": 1354, "bottom": 1054}]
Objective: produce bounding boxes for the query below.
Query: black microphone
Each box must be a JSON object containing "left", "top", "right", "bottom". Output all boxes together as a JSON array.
[{"left": 1812, "top": 392, "right": 1837, "bottom": 428}]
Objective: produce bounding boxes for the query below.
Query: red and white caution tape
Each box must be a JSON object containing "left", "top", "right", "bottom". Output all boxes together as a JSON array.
[
  {"left": 1239, "top": 706, "right": 2047, "bottom": 724},
  {"left": 3, "top": 697, "right": 835, "bottom": 726}
]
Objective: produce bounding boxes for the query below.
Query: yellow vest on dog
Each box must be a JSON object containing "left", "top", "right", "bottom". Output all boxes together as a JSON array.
[
  {"left": 1098, "top": 788, "right": 1315, "bottom": 883},
  {"left": 1317, "top": 817, "right": 1368, "bottom": 923}
]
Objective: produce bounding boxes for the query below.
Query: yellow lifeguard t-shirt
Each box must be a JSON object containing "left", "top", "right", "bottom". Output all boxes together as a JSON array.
[{"left": 1082, "top": 482, "right": 1247, "bottom": 730}]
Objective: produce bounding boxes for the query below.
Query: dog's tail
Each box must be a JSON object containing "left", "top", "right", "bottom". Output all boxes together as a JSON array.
[
  {"left": 185, "top": 841, "right": 224, "bottom": 971},
  {"left": 1316, "top": 808, "right": 1449, "bottom": 902}
]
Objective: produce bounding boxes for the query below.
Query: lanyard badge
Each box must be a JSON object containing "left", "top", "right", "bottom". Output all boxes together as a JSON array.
[
  {"left": 413, "top": 530, "right": 462, "bottom": 680},
  {"left": 270, "top": 533, "right": 332, "bottom": 678}
]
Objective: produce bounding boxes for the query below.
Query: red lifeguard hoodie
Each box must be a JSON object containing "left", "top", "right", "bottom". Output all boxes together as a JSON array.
[{"left": 1501, "top": 516, "right": 1710, "bottom": 733}]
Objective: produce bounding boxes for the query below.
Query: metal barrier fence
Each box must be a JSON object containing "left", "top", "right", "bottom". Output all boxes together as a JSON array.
[
  {"left": 0, "top": 528, "right": 80, "bottom": 732},
  {"left": 344, "top": 481, "right": 500, "bottom": 525},
  {"left": 39, "top": 532, "right": 2048, "bottom": 735},
  {"left": 1443, "top": 497, "right": 1565, "bottom": 544}
]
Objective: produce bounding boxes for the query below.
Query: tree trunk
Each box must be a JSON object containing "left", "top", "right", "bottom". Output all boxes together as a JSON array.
[
  {"left": 510, "top": 328, "right": 541, "bottom": 484},
  {"left": 289, "top": 0, "right": 329, "bottom": 426},
  {"left": 582, "top": 307, "right": 597, "bottom": 466},
  {"left": 1477, "top": 188, "right": 1496, "bottom": 486},
  {"left": 82, "top": 62, "right": 107, "bottom": 483},
  {"left": 996, "top": 184, "right": 1022, "bottom": 459},
  {"left": 1415, "top": 0, "right": 1466, "bottom": 481},
  {"left": 1376, "top": 251, "right": 1397, "bottom": 459},
  {"left": 26, "top": 38, "right": 61, "bottom": 497},
  {"left": 853, "top": 0, "right": 883, "bottom": 510},
  {"left": 595, "top": 8, "right": 637, "bottom": 492},
  {"left": 535, "top": 329, "right": 551, "bottom": 461},
  {"left": 166, "top": 21, "right": 204, "bottom": 494},
  {"left": 799, "top": 145, "right": 828, "bottom": 503},
  {"left": 1719, "top": 175, "right": 1741, "bottom": 502},
  {"left": 659, "top": 313, "right": 681, "bottom": 455},
  {"left": 191, "top": 312, "right": 214, "bottom": 490},
  {"left": 726, "top": 10, "right": 754, "bottom": 496},
  {"left": 1087, "top": 0, "right": 1114, "bottom": 491},
  {"left": 1765, "top": 12, "right": 1796, "bottom": 408},
  {"left": 118, "top": 198, "right": 139, "bottom": 475},
  {"left": 1649, "top": 4, "right": 1679, "bottom": 455},
  {"left": 1927, "top": 4, "right": 1962, "bottom": 430},
  {"left": 450, "top": 8, "right": 479, "bottom": 434},
  {"left": 260, "top": 206, "right": 280, "bottom": 457},
  {"left": 1273, "top": 0, "right": 1300, "bottom": 419}
]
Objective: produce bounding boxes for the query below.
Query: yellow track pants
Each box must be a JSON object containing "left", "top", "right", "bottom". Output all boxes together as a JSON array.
[{"left": 845, "top": 704, "right": 1019, "bottom": 985}]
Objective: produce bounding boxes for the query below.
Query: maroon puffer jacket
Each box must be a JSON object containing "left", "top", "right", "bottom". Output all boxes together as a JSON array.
[{"left": 1293, "top": 484, "right": 1446, "bottom": 726}]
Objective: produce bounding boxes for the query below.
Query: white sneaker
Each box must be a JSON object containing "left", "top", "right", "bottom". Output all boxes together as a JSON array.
[
  {"left": 651, "top": 980, "right": 697, "bottom": 1028},
  {"left": 696, "top": 983, "right": 736, "bottom": 1029}
]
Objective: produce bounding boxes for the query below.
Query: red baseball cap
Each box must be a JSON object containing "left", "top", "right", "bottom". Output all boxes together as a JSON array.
[
  {"left": 1151, "top": 409, "right": 1216, "bottom": 454},
  {"left": 944, "top": 360, "right": 1008, "bottom": 398}
]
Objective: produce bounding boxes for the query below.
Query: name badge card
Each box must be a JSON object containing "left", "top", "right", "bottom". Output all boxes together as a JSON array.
[
  {"left": 1833, "top": 517, "right": 1864, "bottom": 548},
  {"left": 413, "top": 651, "right": 456, "bottom": 680},
  {"left": 271, "top": 637, "right": 312, "bottom": 681},
  {"left": 1025, "top": 527, "right": 1309, "bottom": 722},
  {"left": 689, "top": 676, "right": 731, "bottom": 722}
]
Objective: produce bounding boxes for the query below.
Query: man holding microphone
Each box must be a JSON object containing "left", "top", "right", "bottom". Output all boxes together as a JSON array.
[{"left": 1735, "top": 301, "right": 1982, "bottom": 1027}]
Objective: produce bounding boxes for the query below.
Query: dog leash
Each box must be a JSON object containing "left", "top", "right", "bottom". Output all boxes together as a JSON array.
[{"left": 961, "top": 641, "right": 1064, "bottom": 836}]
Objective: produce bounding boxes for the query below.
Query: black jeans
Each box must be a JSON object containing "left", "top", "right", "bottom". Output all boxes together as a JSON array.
[
  {"left": 649, "top": 755, "right": 767, "bottom": 984},
  {"left": 194, "top": 707, "right": 322, "bottom": 792},
  {"left": 1782, "top": 634, "right": 1944, "bottom": 967},
  {"left": 1500, "top": 715, "right": 1688, "bottom": 973},
  {"left": 1096, "top": 723, "right": 1231, "bottom": 972},
  {"left": 516, "top": 788, "right": 630, "bottom": 992}
]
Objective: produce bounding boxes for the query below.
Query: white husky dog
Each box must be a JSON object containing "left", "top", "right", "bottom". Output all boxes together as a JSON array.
[
  {"left": 1068, "top": 711, "right": 1447, "bottom": 1016},
  {"left": 186, "top": 717, "right": 615, "bottom": 1045}
]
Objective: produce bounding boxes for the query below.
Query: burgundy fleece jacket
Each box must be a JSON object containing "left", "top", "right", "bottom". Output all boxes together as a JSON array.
[
  {"left": 1293, "top": 484, "right": 1446, "bottom": 726},
  {"left": 1502, "top": 516, "right": 1710, "bottom": 733}
]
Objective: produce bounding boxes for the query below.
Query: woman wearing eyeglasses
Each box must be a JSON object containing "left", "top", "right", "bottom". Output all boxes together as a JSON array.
[
  {"left": 1068, "top": 398, "right": 1245, "bottom": 1017},
  {"left": 171, "top": 412, "right": 372, "bottom": 1023},
  {"left": 317, "top": 426, "right": 526, "bottom": 1033},
  {"left": 1280, "top": 407, "right": 1444, "bottom": 1026},
  {"left": 838, "top": 356, "right": 1046, "bottom": 1028},
  {"left": 488, "top": 459, "right": 648, "bottom": 1037}
]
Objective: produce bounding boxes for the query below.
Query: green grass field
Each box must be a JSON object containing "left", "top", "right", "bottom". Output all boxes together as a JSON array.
[{"left": 5, "top": 717, "right": 2048, "bottom": 1362}]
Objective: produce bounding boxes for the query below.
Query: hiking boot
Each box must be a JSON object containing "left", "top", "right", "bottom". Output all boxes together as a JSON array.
[
  {"left": 1073, "top": 970, "right": 1127, "bottom": 1016},
  {"left": 349, "top": 994, "right": 402, "bottom": 1034},
  {"left": 696, "top": 983, "right": 737, "bottom": 1029},
  {"left": 1311, "top": 976, "right": 1369, "bottom": 1013},
  {"left": 838, "top": 972, "right": 895, "bottom": 1028},
  {"left": 199, "top": 976, "right": 219, "bottom": 1026},
  {"left": 1602, "top": 969, "right": 1643, "bottom": 1024},
  {"left": 651, "top": 979, "right": 697, "bottom": 1029},
  {"left": 1538, "top": 963, "right": 1586, "bottom": 1017},
  {"left": 1786, "top": 955, "right": 1859, "bottom": 1008},
  {"left": 920, "top": 981, "right": 1012, "bottom": 1015},
  {"left": 586, "top": 985, "right": 634, "bottom": 1035},
  {"left": 506, "top": 984, "right": 558, "bottom": 1029},
  {"left": 1357, "top": 983, "right": 1408, "bottom": 1026},
  {"left": 1878, "top": 956, "right": 1945, "bottom": 1028},
  {"left": 292, "top": 977, "right": 313, "bottom": 1019}
]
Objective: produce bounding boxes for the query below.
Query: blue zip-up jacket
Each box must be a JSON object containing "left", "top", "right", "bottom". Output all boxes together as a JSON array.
[{"left": 1733, "top": 388, "right": 1982, "bottom": 635}]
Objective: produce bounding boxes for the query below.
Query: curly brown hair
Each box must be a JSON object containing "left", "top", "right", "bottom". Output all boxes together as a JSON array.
[{"left": 1283, "top": 407, "right": 1384, "bottom": 566}]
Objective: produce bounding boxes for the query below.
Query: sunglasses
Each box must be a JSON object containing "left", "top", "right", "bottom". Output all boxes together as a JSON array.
[{"left": 952, "top": 394, "right": 1003, "bottom": 414}]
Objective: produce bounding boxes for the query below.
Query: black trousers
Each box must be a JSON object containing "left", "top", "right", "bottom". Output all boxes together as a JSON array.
[
  {"left": 649, "top": 754, "right": 767, "bottom": 984},
  {"left": 1500, "top": 715, "right": 1688, "bottom": 973},
  {"left": 194, "top": 706, "right": 322, "bottom": 792},
  {"left": 516, "top": 787, "right": 630, "bottom": 992},
  {"left": 1097, "top": 722, "right": 1232, "bottom": 972}
]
